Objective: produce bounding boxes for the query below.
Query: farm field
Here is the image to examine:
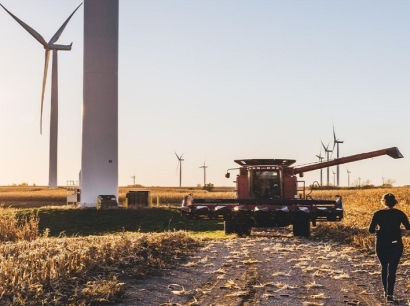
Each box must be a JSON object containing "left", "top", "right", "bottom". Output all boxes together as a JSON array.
[
  {"left": 0, "top": 186, "right": 410, "bottom": 304},
  {"left": 0, "top": 185, "right": 236, "bottom": 207}
]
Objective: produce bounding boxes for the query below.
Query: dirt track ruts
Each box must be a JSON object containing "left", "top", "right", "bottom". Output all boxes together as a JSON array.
[{"left": 116, "top": 229, "right": 410, "bottom": 305}]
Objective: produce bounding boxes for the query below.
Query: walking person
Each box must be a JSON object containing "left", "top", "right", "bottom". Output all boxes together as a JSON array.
[{"left": 369, "top": 193, "right": 410, "bottom": 303}]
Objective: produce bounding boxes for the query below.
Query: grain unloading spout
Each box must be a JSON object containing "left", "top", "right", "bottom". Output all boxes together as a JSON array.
[
  {"left": 292, "top": 147, "right": 403, "bottom": 176},
  {"left": 386, "top": 147, "right": 404, "bottom": 159}
]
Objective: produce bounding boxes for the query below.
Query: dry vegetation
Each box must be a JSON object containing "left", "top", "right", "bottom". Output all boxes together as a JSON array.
[
  {"left": 310, "top": 187, "right": 410, "bottom": 250},
  {"left": 0, "top": 210, "right": 201, "bottom": 305},
  {"left": 0, "top": 186, "right": 410, "bottom": 304},
  {"left": 0, "top": 186, "right": 236, "bottom": 207}
]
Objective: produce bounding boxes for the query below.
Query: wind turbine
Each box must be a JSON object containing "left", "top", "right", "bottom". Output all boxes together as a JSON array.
[
  {"left": 332, "top": 126, "right": 344, "bottom": 187},
  {"left": 199, "top": 161, "right": 208, "bottom": 187},
  {"left": 174, "top": 152, "right": 184, "bottom": 187},
  {"left": 332, "top": 170, "right": 336, "bottom": 186},
  {"left": 321, "top": 140, "right": 333, "bottom": 186},
  {"left": 0, "top": 3, "right": 82, "bottom": 188},
  {"left": 131, "top": 175, "right": 136, "bottom": 186},
  {"left": 347, "top": 168, "right": 351, "bottom": 187},
  {"left": 315, "top": 148, "right": 324, "bottom": 186}
]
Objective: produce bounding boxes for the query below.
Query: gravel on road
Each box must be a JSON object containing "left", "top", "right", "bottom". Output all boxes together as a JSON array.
[{"left": 116, "top": 231, "right": 410, "bottom": 306}]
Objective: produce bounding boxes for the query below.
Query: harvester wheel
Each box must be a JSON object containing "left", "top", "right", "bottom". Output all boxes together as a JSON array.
[
  {"left": 293, "top": 215, "right": 310, "bottom": 237},
  {"left": 236, "top": 218, "right": 255, "bottom": 237},
  {"left": 224, "top": 220, "right": 237, "bottom": 235}
]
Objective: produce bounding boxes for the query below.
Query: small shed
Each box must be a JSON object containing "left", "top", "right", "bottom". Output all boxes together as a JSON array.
[{"left": 125, "top": 190, "right": 150, "bottom": 208}]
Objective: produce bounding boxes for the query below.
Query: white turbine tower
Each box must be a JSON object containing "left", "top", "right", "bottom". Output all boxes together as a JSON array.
[
  {"left": 81, "top": 0, "right": 119, "bottom": 207},
  {"left": 347, "top": 168, "right": 351, "bottom": 187},
  {"left": 321, "top": 140, "right": 333, "bottom": 186},
  {"left": 174, "top": 152, "right": 184, "bottom": 187},
  {"left": 0, "top": 3, "right": 82, "bottom": 188},
  {"left": 315, "top": 148, "right": 324, "bottom": 186},
  {"left": 332, "top": 126, "right": 344, "bottom": 187}
]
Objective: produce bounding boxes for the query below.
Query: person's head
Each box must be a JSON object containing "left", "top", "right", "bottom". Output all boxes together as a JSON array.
[{"left": 381, "top": 193, "right": 398, "bottom": 208}]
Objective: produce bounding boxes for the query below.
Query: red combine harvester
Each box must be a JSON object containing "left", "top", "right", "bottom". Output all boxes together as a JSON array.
[{"left": 179, "top": 147, "right": 403, "bottom": 237}]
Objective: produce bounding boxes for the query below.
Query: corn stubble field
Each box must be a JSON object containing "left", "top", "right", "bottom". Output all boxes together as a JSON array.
[{"left": 0, "top": 186, "right": 410, "bottom": 305}]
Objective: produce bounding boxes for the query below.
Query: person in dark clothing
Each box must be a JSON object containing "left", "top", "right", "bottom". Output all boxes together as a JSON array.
[{"left": 369, "top": 193, "right": 410, "bottom": 303}]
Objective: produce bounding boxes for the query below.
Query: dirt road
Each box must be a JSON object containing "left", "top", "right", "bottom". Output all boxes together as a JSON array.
[{"left": 117, "top": 231, "right": 410, "bottom": 305}]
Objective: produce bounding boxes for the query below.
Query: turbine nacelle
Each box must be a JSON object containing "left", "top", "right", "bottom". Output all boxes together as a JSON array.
[{"left": 46, "top": 43, "right": 73, "bottom": 51}]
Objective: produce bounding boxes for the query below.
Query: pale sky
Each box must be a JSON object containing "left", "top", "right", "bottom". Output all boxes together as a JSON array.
[{"left": 0, "top": 1, "right": 408, "bottom": 188}]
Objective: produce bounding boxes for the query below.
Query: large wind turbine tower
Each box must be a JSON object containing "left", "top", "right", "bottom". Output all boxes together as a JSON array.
[{"left": 80, "top": 0, "right": 119, "bottom": 207}]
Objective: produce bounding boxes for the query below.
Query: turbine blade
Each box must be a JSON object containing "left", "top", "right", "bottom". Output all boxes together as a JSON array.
[
  {"left": 333, "top": 125, "right": 336, "bottom": 142},
  {"left": 174, "top": 151, "right": 180, "bottom": 160},
  {"left": 40, "top": 50, "right": 51, "bottom": 134},
  {"left": 320, "top": 140, "right": 327, "bottom": 151},
  {"left": 0, "top": 4, "right": 48, "bottom": 47},
  {"left": 48, "top": 3, "right": 82, "bottom": 45}
]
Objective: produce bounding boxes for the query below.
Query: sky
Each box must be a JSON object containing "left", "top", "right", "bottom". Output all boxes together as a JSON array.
[{"left": 0, "top": 0, "right": 409, "bottom": 188}]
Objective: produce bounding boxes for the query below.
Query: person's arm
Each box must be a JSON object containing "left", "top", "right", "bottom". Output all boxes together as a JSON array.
[
  {"left": 369, "top": 213, "right": 378, "bottom": 234},
  {"left": 401, "top": 211, "right": 410, "bottom": 234},
  {"left": 401, "top": 229, "right": 410, "bottom": 235}
]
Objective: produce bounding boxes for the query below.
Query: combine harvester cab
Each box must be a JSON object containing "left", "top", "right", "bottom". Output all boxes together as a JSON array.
[{"left": 179, "top": 147, "right": 403, "bottom": 237}]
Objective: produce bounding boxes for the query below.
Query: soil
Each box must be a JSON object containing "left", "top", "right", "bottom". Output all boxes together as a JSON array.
[{"left": 116, "top": 229, "right": 410, "bottom": 306}]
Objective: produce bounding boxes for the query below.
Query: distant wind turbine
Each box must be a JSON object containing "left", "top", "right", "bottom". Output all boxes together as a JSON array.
[
  {"left": 332, "top": 169, "right": 336, "bottom": 186},
  {"left": 315, "top": 148, "right": 324, "bottom": 186},
  {"left": 199, "top": 161, "right": 208, "bottom": 186},
  {"left": 321, "top": 140, "right": 333, "bottom": 186},
  {"left": 347, "top": 168, "right": 351, "bottom": 187},
  {"left": 0, "top": 3, "right": 82, "bottom": 188},
  {"left": 332, "top": 126, "right": 344, "bottom": 187},
  {"left": 174, "top": 152, "right": 184, "bottom": 187}
]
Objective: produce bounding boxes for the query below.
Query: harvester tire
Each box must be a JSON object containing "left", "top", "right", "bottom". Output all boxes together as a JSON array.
[
  {"left": 224, "top": 220, "right": 237, "bottom": 235},
  {"left": 293, "top": 215, "right": 310, "bottom": 237},
  {"left": 237, "top": 218, "right": 255, "bottom": 237}
]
